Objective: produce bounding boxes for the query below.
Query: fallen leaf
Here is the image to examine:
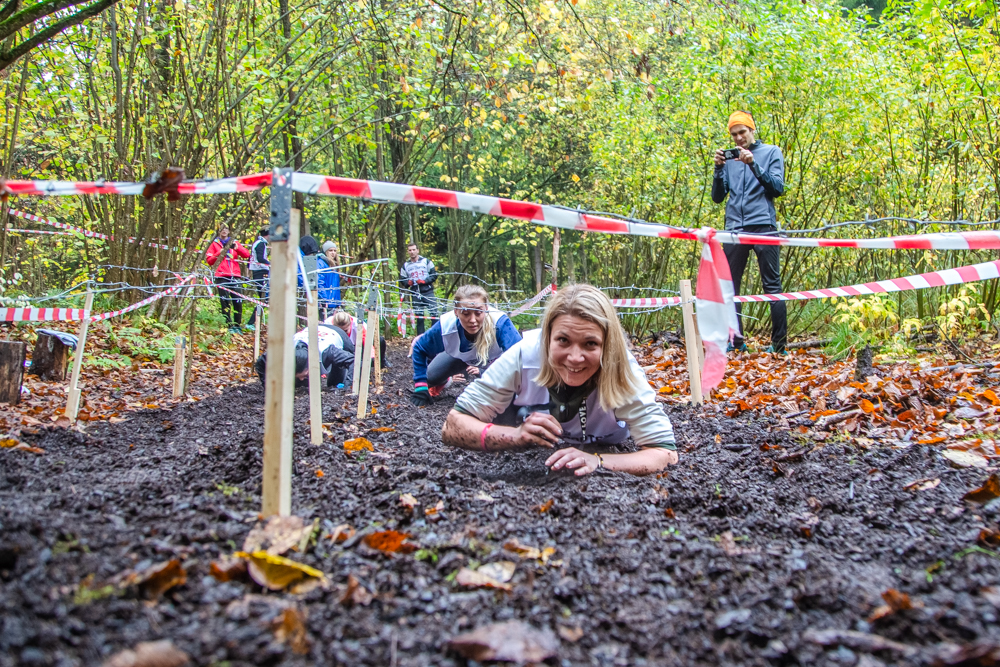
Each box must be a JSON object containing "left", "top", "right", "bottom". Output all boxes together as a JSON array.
[
  {"left": 860, "top": 399, "right": 876, "bottom": 414},
  {"left": 362, "top": 530, "right": 418, "bottom": 554},
  {"left": 917, "top": 436, "right": 947, "bottom": 444},
  {"left": 981, "top": 389, "right": 1000, "bottom": 406},
  {"left": 370, "top": 426, "right": 395, "bottom": 432},
  {"left": 942, "top": 449, "right": 989, "bottom": 469},
  {"left": 10, "top": 442, "right": 45, "bottom": 454},
  {"left": 315, "top": 469, "right": 324, "bottom": 477},
  {"left": 344, "top": 437, "right": 374, "bottom": 452},
  {"left": 242, "top": 516, "right": 309, "bottom": 555},
  {"left": 963, "top": 473, "right": 1000, "bottom": 504},
  {"left": 558, "top": 625, "right": 584, "bottom": 642},
  {"left": 903, "top": 478, "right": 940, "bottom": 492},
  {"left": 448, "top": 621, "right": 559, "bottom": 663},
  {"left": 456, "top": 562, "right": 516, "bottom": 591},
  {"left": 0, "top": 436, "right": 20, "bottom": 448},
  {"left": 536, "top": 499, "right": 554, "bottom": 513},
  {"left": 664, "top": 508, "right": 675, "bottom": 519},
  {"left": 869, "top": 588, "right": 917, "bottom": 622},
  {"left": 399, "top": 493, "right": 418, "bottom": 512},
  {"left": 978, "top": 527, "right": 1000, "bottom": 548},
  {"left": 101, "top": 640, "right": 190, "bottom": 667},
  {"left": 425, "top": 499, "right": 445, "bottom": 516},
  {"left": 209, "top": 556, "right": 248, "bottom": 582},
  {"left": 129, "top": 560, "right": 186, "bottom": 600},
  {"left": 340, "top": 574, "right": 373, "bottom": 607},
  {"left": 474, "top": 491, "right": 495, "bottom": 503},
  {"left": 235, "top": 551, "right": 328, "bottom": 591},
  {"left": 327, "top": 524, "right": 355, "bottom": 543},
  {"left": 503, "top": 539, "right": 555, "bottom": 563},
  {"left": 272, "top": 607, "right": 311, "bottom": 655}
]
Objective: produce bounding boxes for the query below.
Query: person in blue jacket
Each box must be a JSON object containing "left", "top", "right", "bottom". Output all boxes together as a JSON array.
[
  {"left": 297, "top": 236, "right": 338, "bottom": 317},
  {"left": 322, "top": 241, "right": 342, "bottom": 309},
  {"left": 411, "top": 284, "right": 521, "bottom": 406}
]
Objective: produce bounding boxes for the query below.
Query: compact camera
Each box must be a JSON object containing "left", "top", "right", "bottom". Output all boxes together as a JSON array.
[{"left": 722, "top": 147, "right": 742, "bottom": 160}]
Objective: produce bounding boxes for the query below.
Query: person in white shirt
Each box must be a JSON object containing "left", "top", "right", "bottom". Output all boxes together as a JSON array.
[{"left": 442, "top": 284, "right": 678, "bottom": 476}]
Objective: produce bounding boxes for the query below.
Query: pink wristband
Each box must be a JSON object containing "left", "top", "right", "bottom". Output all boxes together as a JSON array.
[{"left": 480, "top": 423, "right": 494, "bottom": 452}]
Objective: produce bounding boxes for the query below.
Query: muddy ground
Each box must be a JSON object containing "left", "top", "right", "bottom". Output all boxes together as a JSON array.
[{"left": 2, "top": 343, "right": 1000, "bottom": 666}]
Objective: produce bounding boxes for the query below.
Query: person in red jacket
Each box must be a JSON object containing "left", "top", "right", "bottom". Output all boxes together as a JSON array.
[{"left": 205, "top": 225, "right": 251, "bottom": 333}]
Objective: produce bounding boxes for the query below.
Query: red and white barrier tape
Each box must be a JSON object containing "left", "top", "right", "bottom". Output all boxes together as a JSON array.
[
  {"left": 8, "top": 209, "right": 192, "bottom": 251},
  {"left": 89, "top": 275, "right": 197, "bottom": 322},
  {"left": 509, "top": 284, "right": 553, "bottom": 318},
  {"left": 5, "top": 228, "right": 73, "bottom": 236},
  {"left": 611, "top": 258, "right": 1000, "bottom": 308},
  {"left": 9, "top": 173, "right": 1000, "bottom": 250},
  {"left": 1, "top": 275, "right": 196, "bottom": 323},
  {"left": 0, "top": 307, "right": 86, "bottom": 322}
]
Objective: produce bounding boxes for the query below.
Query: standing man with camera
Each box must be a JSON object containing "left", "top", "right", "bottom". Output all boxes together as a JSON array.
[
  {"left": 712, "top": 110, "right": 787, "bottom": 354},
  {"left": 399, "top": 242, "right": 438, "bottom": 336}
]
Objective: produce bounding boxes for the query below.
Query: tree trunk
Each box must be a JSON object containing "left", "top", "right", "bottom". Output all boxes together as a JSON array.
[
  {"left": 28, "top": 332, "right": 70, "bottom": 381},
  {"left": 533, "top": 243, "right": 542, "bottom": 293},
  {"left": 0, "top": 341, "right": 27, "bottom": 404}
]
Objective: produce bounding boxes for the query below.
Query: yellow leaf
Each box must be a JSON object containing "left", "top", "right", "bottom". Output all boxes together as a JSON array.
[
  {"left": 570, "top": 174, "right": 580, "bottom": 183},
  {"left": 235, "top": 551, "right": 328, "bottom": 591},
  {"left": 859, "top": 399, "right": 875, "bottom": 414}
]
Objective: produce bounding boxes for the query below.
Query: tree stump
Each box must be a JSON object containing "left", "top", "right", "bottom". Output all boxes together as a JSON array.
[
  {"left": 29, "top": 330, "right": 72, "bottom": 381},
  {"left": 0, "top": 341, "right": 27, "bottom": 405}
]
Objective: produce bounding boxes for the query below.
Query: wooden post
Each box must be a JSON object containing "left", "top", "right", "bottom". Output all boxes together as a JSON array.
[
  {"left": 172, "top": 336, "right": 186, "bottom": 398},
  {"left": 356, "top": 309, "right": 378, "bottom": 418},
  {"left": 307, "top": 289, "right": 323, "bottom": 446},
  {"left": 350, "top": 305, "right": 364, "bottom": 395},
  {"left": 372, "top": 311, "right": 382, "bottom": 387},
  {"left": 0, "top": 341, "right": 27, "bottom": 405},
  {"left": 65, "top": 289, "right": 93, "bottom": 420},
  {"left": 261, "top": 189, "right": 300, "bottom": 517},
  {"left": 185, "top": 291, "right": 197, "bottom": 388},
  {"left": 551, "top": 229, "right": 561, "bottom": 288},
  {"left": 253, "top": 305, "right": 262, "bottom": 361},
  {"left": 680, "top": 280, "right": 703, "bottom": 406}
]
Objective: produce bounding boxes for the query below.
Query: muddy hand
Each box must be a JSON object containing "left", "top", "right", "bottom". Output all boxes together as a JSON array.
[
  {"left": 546, "top": 447, "right": 600, "bottom": 477},
  {"left": 513, "top": 412, "right": 561, "bottom": 448}
]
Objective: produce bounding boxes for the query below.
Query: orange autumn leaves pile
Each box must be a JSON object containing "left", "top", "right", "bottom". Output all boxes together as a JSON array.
[{"left": 637, "top": 343, "right": 1000, "bottom": 458}]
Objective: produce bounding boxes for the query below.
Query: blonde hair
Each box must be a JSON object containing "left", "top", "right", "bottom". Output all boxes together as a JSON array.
[
  {"left": 454, "top": 284, "right": 496, "bottom": 366},
  {"left": 330, "top": 310, "right": 352, "bottom": 330},
  {"left": 536, "top": 283, "right": 644, "bottom": 411}
]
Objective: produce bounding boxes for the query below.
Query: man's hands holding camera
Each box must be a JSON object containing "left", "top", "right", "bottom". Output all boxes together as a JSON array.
[{"left": 714, "top": 147, "right": 754, "bottom": 167}]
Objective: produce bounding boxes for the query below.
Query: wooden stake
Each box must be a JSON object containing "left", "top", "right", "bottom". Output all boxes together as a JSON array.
[
  {"left": 65, "top": 289, "right": 93, "bottom": 420},
  {"left": 356, "top": 309, "right": 377, "bottom": 418},
  {"left": 551, "top": 229, "right": 561, "bottom": 287},
  {"left": 350, "top": 306, "right": 364, "bottom": 395},
  {"left": 172, "top": 336, "right": 186, "bottom": 398},
  {"left": 262, "top": 207, "right": 300, "bottom": 517},
  {"left": 691, "top": 313, "right": 705, "bottom": 370},
  {"left": 253, "top": 305, "right": 262, "bottom": 361},
  {"left": 680, "top": 280, "right": 703, "bottom": 406},
  {"left": 185, "top": 291, "right": 197, "bottom": 390},
  {"left": 307, "top": 289, "right": 323, "bottom": 445},
  {"left": 372, "top": 311, "right": 382, "bottom": 387}
]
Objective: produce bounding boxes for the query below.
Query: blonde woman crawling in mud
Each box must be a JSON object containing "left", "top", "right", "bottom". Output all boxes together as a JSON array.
[{"left": 442, "top": 283, "right": 678, "bottom": 476}]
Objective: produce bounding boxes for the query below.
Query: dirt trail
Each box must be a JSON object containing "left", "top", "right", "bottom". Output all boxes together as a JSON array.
[{"left": 2, "top": 343, "right": 1000, "bottom": 666}]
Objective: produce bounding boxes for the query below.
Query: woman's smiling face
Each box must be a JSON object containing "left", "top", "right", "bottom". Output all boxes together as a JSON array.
[{"left": 548, "top": 314, "right": 604, "bottom": 387}]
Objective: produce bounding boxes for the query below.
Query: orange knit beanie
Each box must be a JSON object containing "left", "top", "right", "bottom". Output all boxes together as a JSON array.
[{"left": 727, "top": 111, "right": 756, "bottom": 132}]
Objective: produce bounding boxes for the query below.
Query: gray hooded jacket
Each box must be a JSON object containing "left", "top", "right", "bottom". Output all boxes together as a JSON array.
[{"left": 712, "top": 140, "right": 785, "bottom": 231}]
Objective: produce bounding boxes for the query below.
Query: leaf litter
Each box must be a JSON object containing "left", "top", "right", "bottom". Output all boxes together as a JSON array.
[{"left": 4, "top": 341, "right": 1000, "bottom": 665}]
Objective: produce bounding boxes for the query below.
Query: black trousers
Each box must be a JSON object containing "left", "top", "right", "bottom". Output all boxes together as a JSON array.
[
  {"left": 723, "top": 238, "right": 787, "bottom": 351},
  {"left": 215, "top": 275, "right": 242, "bottom": 327},
  {"left": 410, "top": 291, "right": 438, "bottom": 335},
  {"left": 247, "top": 269, "right": 268, "bottom": 326},
  {"left": 426, "top": 353, "right": 487, "bottom": 387}
]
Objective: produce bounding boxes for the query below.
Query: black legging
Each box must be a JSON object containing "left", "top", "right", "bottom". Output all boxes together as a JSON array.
[
  {"left": 215, "top": 275, "right": 243, "bottom": 327},
  {"left": 426, "top": 353, "right": 486, "bottom": 387}
]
